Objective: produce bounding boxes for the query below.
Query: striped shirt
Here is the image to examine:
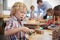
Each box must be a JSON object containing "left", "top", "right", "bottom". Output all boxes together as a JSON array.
[{"left": 5, "top": 16, "right": 26, "bottom": 40}]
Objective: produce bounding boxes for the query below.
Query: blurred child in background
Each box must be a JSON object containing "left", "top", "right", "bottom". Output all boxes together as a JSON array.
[
  {"left": 30, "top": 5, "right": 35, "bottom": 19},
  {"left": 47, "top": 5, "right": 60, "bottom": 29},
  {"left": 46, "top": 8, "right": 53, "bottom": 21},
  {"left": 52, "top": 5, "right": 60, "bottom": 40}
]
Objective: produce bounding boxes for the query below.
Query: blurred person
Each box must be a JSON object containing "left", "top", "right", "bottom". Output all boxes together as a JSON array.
[
  {"left": 52, "top": 5, "right": 60, "bottom": 40},
  {"left": 30, "top": 5, "right": 35, "bottom": 19},
  {"left": 47, "top": 5, "right": 60, "bottom": 30},
  {"left": 26, "top": 5, "right": 36, "bottom": 20},
  {"left": 53, "top": 5, "right": 60, "bottom": 26},
  {"left": 42, "top": 8, "right": 53, "bottom": 29},
  {"left": 46, "top": 8, "right": 53, "bottom": 21},
  {"left": 36, "top": 0, "right": 52, "bottom": 19}
]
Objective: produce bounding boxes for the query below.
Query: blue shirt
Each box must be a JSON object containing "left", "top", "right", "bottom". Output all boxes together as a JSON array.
[{"left": 35, "top": 1, "right": 52, "bottom": 17}]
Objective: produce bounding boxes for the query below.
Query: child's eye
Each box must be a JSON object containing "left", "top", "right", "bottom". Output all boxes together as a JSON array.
[
  {"left": 20, "top": 11, "right": 26, "bottom": 14},
  {"left": 23, "top": 12, "right": 26, "bottom": 14},
  {"left": 20, "top": 11, "right": 24, "bottom": 13}
]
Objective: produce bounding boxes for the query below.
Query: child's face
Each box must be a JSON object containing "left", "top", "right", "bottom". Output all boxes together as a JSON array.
[
  {"left": 47, "top": 12, "right": 52, "bottom": 16},
  {"left": 38, "top": 2, "right": 43, "bottom": 7},
  {"left": 31, "top": 7, "right": 34, "bottom": 11},
  {"left": 15, "top": 8, "right": 27, "bottom": 20}
]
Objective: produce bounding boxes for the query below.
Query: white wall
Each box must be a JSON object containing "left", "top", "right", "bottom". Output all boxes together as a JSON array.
[
  {"left": 43, "top": 0, "right": 60, "bottom": 8},
  {"left": 23, "top": 0, "right": 60, "bottom": 10},
  {"left": 7, "top": 0, "right": 23, "bottom": 9},
  {"left": 3, "top": 0, "right": 60, "bottom": 15},
  {"left": 3, "top": 0, "right": 60, "bottom": 9},
  {"left": 23, "top": 0, "right": 32, "bottom": 10}
]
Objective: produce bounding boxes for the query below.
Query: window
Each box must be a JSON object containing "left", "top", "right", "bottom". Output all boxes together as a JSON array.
[{"left": 3, "top": 0, "right": 23, "bottom": 10}]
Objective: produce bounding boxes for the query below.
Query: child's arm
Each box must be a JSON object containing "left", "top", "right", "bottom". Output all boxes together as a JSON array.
[{"left": 4, "top": 20, "right": 31, "bottom": 36}]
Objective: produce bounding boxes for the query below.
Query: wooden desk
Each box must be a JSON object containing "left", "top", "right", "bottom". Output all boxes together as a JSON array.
[
  {"left": 24, "top": 22, "right": 46, "bottom": 29},
  {"left": 28, "top": 30, "right": 53, "bottom": 40}
]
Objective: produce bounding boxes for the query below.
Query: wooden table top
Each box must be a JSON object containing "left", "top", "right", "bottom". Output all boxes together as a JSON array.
[
  {"left": 24, "top": 22, "right": 46, "bottom": 26},
  {"left": 23, "top": 19, "right": 46, "bottom": 26},
  {"left": 28, "top": 30, "right": 53, "bottom": 40}
]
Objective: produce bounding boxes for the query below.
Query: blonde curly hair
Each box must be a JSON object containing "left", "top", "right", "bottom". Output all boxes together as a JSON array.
[{"left": 10, "top": 2, "right": 27, "bottom": 16}]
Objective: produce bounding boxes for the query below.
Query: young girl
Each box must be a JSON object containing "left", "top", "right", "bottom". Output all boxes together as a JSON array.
[
  {"left": 53, "top": 5, "right": 60, "bottom": 26},
  {"left": 45, "top": 8, "right": 53, "bottom": 27},
  {"left": 46, "top": 8, "right": 53, "bottom": 21},
  {"left": 52, "top": 5, "right": 60, "bottom": 40},
  {"left": 30, "top": 5, "right": 35, "bottom": 19},
  {"left": 4, "top": 2, "right": 34, "bottom": 40}
]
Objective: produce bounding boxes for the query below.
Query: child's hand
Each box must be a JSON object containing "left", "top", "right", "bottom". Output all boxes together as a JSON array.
[
  {"left": 29, "top": 29, "right": 35, "bottom": 33},
  {"left": 21, "top": 27, "right": 30, "bottom": 33},
  {"left": 28, "top": 29, "right": 35, "bottom": 35}
]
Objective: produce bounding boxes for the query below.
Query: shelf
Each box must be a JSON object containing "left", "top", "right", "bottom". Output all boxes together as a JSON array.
[{"left": 0, "top": 15, "right": 10, "bottom": 18}]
